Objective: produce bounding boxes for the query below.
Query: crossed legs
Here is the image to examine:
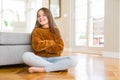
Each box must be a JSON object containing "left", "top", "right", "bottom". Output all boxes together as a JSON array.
[{"left": 22, "top": 52, "right": 78, "bottom": 73}]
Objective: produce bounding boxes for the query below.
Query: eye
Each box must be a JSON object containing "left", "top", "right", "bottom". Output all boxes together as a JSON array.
[
  {"left": 37, "top": 15, "right": 41, "bottom": 17},
  {"left": 43, "top": 14, "right": 46, "bottom": 16}
]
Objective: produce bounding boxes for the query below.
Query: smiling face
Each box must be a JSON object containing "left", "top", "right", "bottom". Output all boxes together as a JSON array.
[{"left": 37, "top": 10, "right": 49, "bottom": 28}]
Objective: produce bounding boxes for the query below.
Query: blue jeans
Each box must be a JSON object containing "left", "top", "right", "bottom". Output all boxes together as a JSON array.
[{"left": 22, "top": 52, "right": 78, "bottom": 72}]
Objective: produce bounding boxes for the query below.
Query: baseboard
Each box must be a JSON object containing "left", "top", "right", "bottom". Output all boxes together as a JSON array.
[{"left": 103, "top": 51, "right": 120, "bottom": 59}]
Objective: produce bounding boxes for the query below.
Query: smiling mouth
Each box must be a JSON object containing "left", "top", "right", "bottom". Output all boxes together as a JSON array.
[{"left": 40, "top": 19, "right": 45, "bottom": 22}]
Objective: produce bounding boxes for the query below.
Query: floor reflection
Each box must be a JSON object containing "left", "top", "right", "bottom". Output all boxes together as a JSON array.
[{"left": 73, "top": 54, "right": 105, "bottom": 80}]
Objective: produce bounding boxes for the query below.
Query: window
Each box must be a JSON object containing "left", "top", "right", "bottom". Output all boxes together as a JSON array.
[
  {"left": 0, "top": 0, "right": 42, "bottom": 32},
  {"left": 0, "top": 0, "right": 26, "bottom": 30},
  {"left": 74, "top": 0, "right": 104, "bottom": 47},
  {"left": 74, "top": 0, "right": 87, "bottom": 46}
]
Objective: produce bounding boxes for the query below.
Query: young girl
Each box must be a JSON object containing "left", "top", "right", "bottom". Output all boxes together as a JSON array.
[{"left": 22, "top": 7, "right": 78, "bottom": 73}]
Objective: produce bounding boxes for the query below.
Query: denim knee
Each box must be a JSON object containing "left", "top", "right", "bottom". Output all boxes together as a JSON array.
[{"left": 22, "top": 52, "right": 34, "bottom": 64}]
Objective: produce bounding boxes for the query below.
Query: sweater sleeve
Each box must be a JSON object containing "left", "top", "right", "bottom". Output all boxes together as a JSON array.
[
  {"left": 45, "top": 28, "right": 64, "bottom": 53},
  {"left": 32, "top": 28, "right": 55, "bottom": 51},
  {"left": 45, "top": 38, "right": 64, "bottom": 53}
]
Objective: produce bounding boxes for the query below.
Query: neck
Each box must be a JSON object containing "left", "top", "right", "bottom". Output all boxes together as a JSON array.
[{"left": 42, "top": 24, "right": 49, "bottom": 28}]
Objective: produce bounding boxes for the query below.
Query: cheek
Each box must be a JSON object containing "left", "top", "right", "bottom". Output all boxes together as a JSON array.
[
  {"left": 37, "top": 18, "right": 39, "bottom": 22},
  {"left": 37, "top": 18, "right": 41, "bottom": 23},
  {"left": 45, "top": 18, "right": 49, "bottom": 22},
  {"left": 46, "top": 19, "right": 48, "bottom": 23}
]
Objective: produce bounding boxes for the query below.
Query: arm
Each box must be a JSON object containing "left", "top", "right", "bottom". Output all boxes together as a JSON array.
[
  {"left": 32, "top": 28, "right": 55, "bottom": 51},
  {"left": 45, "top": 38, "right": 64, "bottom": 53},
  {"left": 45, "top": 28, "right": 64, "bottom": 53}
]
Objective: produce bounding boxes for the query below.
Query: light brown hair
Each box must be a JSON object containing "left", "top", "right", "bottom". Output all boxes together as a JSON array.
[{"left": 35, "top": 7, "right": 60, "bottom": 36}]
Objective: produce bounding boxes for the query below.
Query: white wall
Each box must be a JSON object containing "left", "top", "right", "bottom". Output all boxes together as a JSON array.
[
  {"left": 119, "top": 0, "right": 120, "bottom": 56},
  {"left": 103, "top": 0, "right": 119, "bottom": 58}
]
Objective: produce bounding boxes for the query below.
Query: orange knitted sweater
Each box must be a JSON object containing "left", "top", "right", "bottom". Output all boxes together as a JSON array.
[{"left": 31, "top": 27, "right": 64, "bottom": 57}]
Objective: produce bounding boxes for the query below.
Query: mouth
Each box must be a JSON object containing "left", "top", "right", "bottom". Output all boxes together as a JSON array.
[{"left": 40, "top": 19, "right": 45, "bottom": 23}]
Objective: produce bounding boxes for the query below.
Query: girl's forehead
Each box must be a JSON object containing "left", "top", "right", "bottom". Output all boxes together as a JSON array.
[{"left": 38, "top": 10, "right": 45, "bottom": 14}]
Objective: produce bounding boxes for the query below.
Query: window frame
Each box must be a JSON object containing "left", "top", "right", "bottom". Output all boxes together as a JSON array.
[{"left": 71, "top": 0, "right": 104, "bottom": 52}]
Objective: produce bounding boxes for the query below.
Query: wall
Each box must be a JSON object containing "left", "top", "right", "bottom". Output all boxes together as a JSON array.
[
  {"left": 55, "top": 0, "right": 71, "bottom": 49},
  {"left": 119, "top": 0, "right": 120, "bottom": 55},
  {"left": 103, "top": 0, "right": 119, "bottom": 58}
]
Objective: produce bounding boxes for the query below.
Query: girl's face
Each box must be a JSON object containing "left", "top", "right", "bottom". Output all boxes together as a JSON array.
[{"left": 37, "top": 10, "right": 49, "bottom": 27}]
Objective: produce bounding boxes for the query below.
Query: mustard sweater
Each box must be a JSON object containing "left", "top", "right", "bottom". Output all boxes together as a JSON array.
[{"left": 31, "top": 27, "right": 64, "bottom": 57}]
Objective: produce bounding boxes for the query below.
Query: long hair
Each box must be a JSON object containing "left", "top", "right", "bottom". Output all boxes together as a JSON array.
[{"left": 35, "top": 7, "right": 60, "bottom": 37}]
